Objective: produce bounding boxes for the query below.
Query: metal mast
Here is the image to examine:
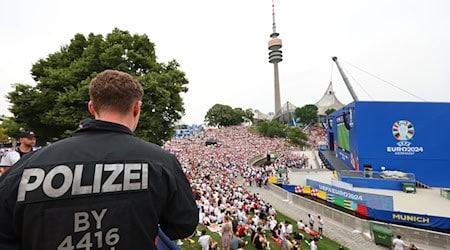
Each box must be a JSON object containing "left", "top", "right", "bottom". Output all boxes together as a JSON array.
[
  {"left": 332, "top": 56, "right": 359, "bottom": 101},
  {"left": 268, "top": 0, "right": 283, "bottom": 114}
]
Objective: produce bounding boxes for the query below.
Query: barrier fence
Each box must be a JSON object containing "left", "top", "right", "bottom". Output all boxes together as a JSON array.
[{"left": 267, "top": 183, "right": 450, "bottom": 249}]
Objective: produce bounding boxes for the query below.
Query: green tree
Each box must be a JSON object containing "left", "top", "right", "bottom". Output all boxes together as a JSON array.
[
  {"left": 295, "top": 104, "right": 318, "bottom": 125},
  {"left": 254, "top": 120, "right": 309, "bottom": 146},
  {"left": 204, "top": 104, "right": 245, "bottom": 127},
  {"left": 0, "top": 128, "right": 9, "bottom": 141},
  {"left": 0, "top": 117, "right": 22, "bottom": 140},
  {"left": 256, "top": 120, "right": 286, "bottom": 138},
  {"left": 325, "top": 108, "right": 336, "bottom": 115},
  {"left": 244, "top": 108, "right": 254, "bottom": 122},
  {"left": 7, "top": 28, "right": 188, "bottom": 145},
  {"left": 287, "top": 127, "right": 308, "bottom": 146}
]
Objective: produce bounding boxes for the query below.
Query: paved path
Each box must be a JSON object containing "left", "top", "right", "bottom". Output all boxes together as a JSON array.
[{"left": 240, "top": 179, "right": 388, "bottom": 250}]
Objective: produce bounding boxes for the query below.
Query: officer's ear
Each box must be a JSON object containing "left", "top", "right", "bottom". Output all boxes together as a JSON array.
[
  {"left": 133, "top": 100, "right": 142, "bottom": 117},
  {"left": 88, "top": 101, "right": 96, "bottom": 116}
]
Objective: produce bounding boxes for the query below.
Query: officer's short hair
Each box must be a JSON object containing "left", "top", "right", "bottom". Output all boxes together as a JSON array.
[{"left": 89, "top": 70, "right": 144, "bottom": 114}]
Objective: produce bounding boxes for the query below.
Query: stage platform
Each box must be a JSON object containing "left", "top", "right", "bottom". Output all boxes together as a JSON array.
[{"left": 320, "top": 150, "right": 353, "bottom": 171}]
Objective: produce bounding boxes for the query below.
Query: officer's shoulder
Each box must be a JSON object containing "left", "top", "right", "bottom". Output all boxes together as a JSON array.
[
  {"left": 135, "top": 139, "right": 177, "bottom": 159},
  {"left": 136, "top": 139, "right": 170, "bottom": 154}
]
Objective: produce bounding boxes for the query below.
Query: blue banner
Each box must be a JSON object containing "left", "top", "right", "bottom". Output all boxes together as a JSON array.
[
  {"left": 367, "top": 208, "right": 450, "bottom": 231},
  {"left": 282, "top": 183, "right": 449, "bottom": 231},
  {"left": 283, "top": 184, "right": 296, "bottom": 194},
  {"left": 306, "top": 179, "right": 393, "bottom": 210}
]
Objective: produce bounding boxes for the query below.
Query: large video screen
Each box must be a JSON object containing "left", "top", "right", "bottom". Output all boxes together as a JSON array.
[{"left": 337, "top": 122, "right": 350, "bottom": 152}]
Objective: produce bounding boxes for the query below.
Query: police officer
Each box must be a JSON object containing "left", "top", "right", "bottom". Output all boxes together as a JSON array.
[
  {"left": 0, "top": 131, "right": 36, "bottom": 174},
  {"left": 0, "top": 70, "right": 199, "bottom": 249}
]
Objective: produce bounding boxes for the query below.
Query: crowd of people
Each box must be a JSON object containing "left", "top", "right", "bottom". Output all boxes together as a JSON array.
[
  {"left": 163, "top": 125, "right": 326, "bottom": 249},
  {"left": 0, "top": 70, "right": 421, "bottom": 250},
  {"left": 0, "top": 123, "right": 322, "bottom": 249},
  {"left": 1, "top": 120, "right": 420, "bottom": 249},
  {"left": 302, "top": 124, "right": 327, "bottom": 149}
]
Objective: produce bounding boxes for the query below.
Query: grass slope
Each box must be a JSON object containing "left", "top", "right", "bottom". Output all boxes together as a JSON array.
[{"left": 179, "top": 211, "right": 347, "bottom": 250}]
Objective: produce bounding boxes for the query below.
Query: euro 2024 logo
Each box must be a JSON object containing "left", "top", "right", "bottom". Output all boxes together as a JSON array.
[{"left": 387, "top": 120, "right": 424, "bottom": 155}]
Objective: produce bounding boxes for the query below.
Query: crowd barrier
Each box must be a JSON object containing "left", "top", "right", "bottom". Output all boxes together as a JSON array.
[
  {"left": 266, "top": 183, "right": 450, "bottom": 249},
  {"left": 306, "top": 179, "right": 393, "bottom": 211}
]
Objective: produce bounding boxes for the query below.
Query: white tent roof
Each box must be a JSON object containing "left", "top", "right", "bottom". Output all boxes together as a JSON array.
[
  {"left": 315, "top": 82, "right": 345, "bottom": 115},
  {"left": 252, "top": 109, "right": 273, "bottom": 120}
]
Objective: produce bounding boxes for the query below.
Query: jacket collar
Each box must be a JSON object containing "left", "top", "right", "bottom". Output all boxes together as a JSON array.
[{"left": 74, "top": 119, "right": 133, "bottom": 136}]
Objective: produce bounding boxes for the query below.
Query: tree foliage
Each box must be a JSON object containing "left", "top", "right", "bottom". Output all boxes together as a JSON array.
[
  {"left": 204, "top": 104, "right": 248, "bottom": 127},
  {"left": 256, "top": 120, "right": 286, "bottom": 138},
  {"left": 325, "top": 108, "right": 336, "bottom": 115},
  {"left": 0, "top": 127, "right": 9, "bottom": 141},
  {"left": 295, "top": 104, "right": 318, "bottom": 125},
  {"left": 244, "top": 109, "right": 254, "bottom": 123},
  {"left": 7, "top": 28, "right": 188, "bottom": 145},
  {"left": 255, "top": 120, "right": 308, "bottom": 146},
  {"left": 0, "top": 117, "right": 22, "bottom": 140},
  {"left": 286, "top": 127, "right": 308, "bottom": 146}
]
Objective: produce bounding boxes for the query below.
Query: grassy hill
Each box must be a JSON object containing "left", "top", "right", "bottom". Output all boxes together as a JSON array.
[{"left": 179, "top": 211, "right": 347, "bottom": 250}]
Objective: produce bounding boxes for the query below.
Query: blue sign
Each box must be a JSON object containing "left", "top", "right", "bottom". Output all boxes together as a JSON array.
[
  {"left": 307, "top": 179, "right": 393, "bottom": 210},
  {"left": 328, "top": 101, "right": 450, "bottom": 188},
  {"left": 368, "top": 208, "right": 450, "bottom": 231}
]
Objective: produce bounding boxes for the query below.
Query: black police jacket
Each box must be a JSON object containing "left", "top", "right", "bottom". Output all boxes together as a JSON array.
[{"left": 0, "top": 120, "right": 199, "bottom": 250}]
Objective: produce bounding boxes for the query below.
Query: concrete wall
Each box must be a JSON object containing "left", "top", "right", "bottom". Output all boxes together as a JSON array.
[{"left": 267, "top": 183, "right": 450, "bottom": 250}]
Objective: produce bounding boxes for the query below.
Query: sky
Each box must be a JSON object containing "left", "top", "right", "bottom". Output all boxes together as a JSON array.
[{"left": 1, "top": 0, "right": 449, "bottom": 124}]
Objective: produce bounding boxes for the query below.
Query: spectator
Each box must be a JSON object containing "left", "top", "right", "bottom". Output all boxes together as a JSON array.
[
  {"left": 310, "top": 236, "right": 319, "bottom": 250},
  {"left": 230, "top": 231, "right": 244, "bottom": 250},
  {"left": 221, "top": 215, "right": 233, "bottom": 250},
  {"left": 198, "top": 229, "right": 212, "bottom": 250},
  {"left": 317, "top": 215, "right": 324, "bottom": 234},
  {"left": 252, "top": 227, "right": 267, "bottom": 250},
  {"left": 297, "top": 219, "right": 305, "bottom": 230},
  {"left": 392, "top": 235, "right": 407, "bottom": 250},
  {"left": 0, "top": 131, "right": 37, "bottom": 172},
  {"left": 409, "top": 243, "right": 418, "bottom": 250},
  {"left": 286, "top": 220, "right": 293, "bottom": 235},
  {"left": 308, "top": 213, "right": 315, "bottom": 229}
]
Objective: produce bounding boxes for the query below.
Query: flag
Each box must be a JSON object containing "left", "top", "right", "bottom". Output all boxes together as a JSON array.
[
  {"left": 294, "top": 185, "right": 303, "bottom": 194},
  {"left": 326, "top": 193, "right": 335, "bottom": 203},
  {"left": 344, "top": 200, "right": 357, "bottom": 211},
  {"left": 156, "top": 227, "right": 180, "bottom": 250},
  {"left": 317, "top": 190, "right": 327, "bottom": 200},
  {"left": 356, "top": 203, "right": 368, "bottom": 217},
  {"left": 303, "top": 186, "right": 311, "bottom": 195},
  {"left": 311, "top": 188, "right": 318, "bottom": 197},
  {"left": 334, "top": 196, "right": 344, "bottom": 207}
]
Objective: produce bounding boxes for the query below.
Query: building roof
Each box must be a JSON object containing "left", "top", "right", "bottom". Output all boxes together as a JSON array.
[
  {"left": 315, "top": 82, "right": 345, "bottom": 115},
  {"left": 252, "top": 109, "right": 273, "bottom": 120},
  {"left": 272, "top": 101, "right": 297, "bottom": 123}
]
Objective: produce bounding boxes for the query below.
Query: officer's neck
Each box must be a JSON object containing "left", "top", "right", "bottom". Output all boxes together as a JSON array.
[{"left": 95, "top": 112, "right": 137, "bottom": 132}]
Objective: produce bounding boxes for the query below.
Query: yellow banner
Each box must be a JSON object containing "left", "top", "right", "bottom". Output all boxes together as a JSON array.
[
  {"left": 303, "top": 185, "right": 311, "bottom": 194},
  {"left": 317, "top": 191, "right": 327, "bottom": 200}
]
